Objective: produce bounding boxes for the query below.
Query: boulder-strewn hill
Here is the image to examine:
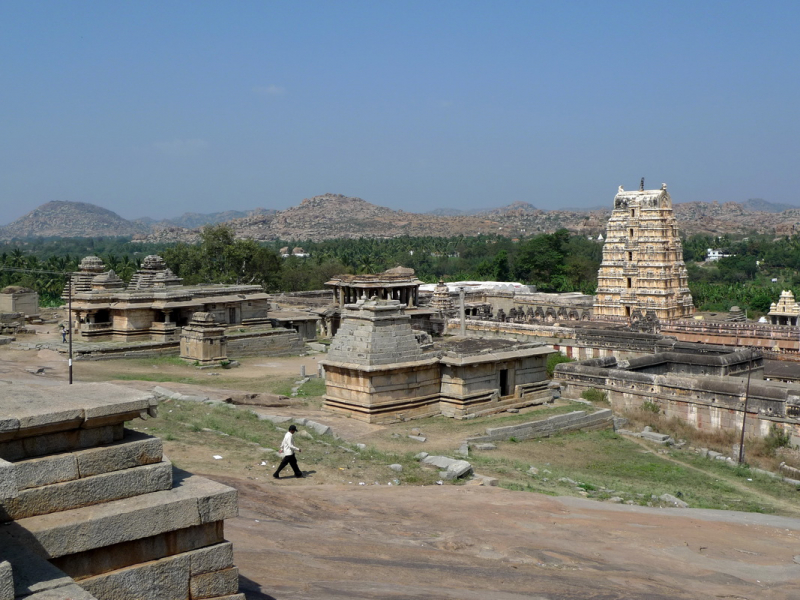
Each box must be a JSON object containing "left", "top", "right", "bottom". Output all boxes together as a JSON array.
[
  {"left": 7, "top": 194, "right": 800, "bottom": 242},
  {"left": 0, "top": 201, "right": 147, "bottom": 239},
  {"left": 128, "top": 193, "right": 800, "bottom": 243}
]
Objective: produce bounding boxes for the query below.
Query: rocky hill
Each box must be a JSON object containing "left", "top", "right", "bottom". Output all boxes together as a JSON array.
[
  {"left": 0, "top": 201, "right": 147, "bottom": 239},
  {"left": 6, "top": 194, "right": 800, "bottom": 242}
]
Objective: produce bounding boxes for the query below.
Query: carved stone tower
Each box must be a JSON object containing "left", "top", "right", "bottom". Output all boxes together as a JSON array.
[{"left": 593, "top": 184, "right": 694, "bottom": 321}]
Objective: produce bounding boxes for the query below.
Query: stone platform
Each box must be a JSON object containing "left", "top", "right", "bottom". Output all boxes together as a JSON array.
[{"left": 0, "top": 383, "right": 244, "bottom": 600}]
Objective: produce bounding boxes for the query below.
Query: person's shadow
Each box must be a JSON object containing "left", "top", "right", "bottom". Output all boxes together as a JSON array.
[
  {"left": 239, "top": 574, "right": 278, "bottom": 599},
  {"left": 273, "top": 469, "right": 316, "bottom": 479}
]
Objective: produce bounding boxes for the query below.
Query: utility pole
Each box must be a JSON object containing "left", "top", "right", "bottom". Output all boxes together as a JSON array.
[
  {"left": 68, "top": 277, "right": 73, "bottom": 384},
  {"left": 459, "top": 287, "right": 466, "bottom": 337},
  {"left": 0, "top": 266, "right": 75, "bottom": 384},
  {"left": 738, "top": 352, "right": 754, "bottom": 464}
]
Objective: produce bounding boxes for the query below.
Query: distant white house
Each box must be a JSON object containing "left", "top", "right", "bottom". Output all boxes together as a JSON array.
[
  {"left": 706, "top": 248, "right": 732, "bottom": 262},
  {"left": 280, "top": 246, "right": 309, "bottom": 258}
]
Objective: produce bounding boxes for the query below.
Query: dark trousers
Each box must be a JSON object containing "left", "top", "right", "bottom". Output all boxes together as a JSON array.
[{"left": 274, "top": 453, "right": 302, "bottom": 477}]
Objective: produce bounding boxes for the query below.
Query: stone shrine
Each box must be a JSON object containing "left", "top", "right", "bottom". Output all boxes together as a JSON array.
[
  {"left": 64, "top": 255, "right": 271, "bottom": 341},
  {"left": 593, "top": 184, "right": 694, "bottom": 321},
  {"left": 321, "top": 299, "right": 554, "bottom": 423},
  {"left": 180, "top": 312, "right": 228, "bottom": 364}
]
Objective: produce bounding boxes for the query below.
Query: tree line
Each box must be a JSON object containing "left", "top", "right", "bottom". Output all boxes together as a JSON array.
[{"left": 3, "top": 228, "right": 800, "bottom": 316}]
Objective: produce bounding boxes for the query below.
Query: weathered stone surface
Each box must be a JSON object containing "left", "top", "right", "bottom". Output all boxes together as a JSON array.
[
  {"left": 422, "top": 455, "right": 458, "bottom": 469},
  {"left": 388, "top": 464, "right": 403, "bottom": 472},
  {"left": 0, "top": 459, "right": 16, "bottom": 500},
  {"left": 445, "top": 460, "right": 473, "bottom": 479},
  {"left": 0, "top": 384, "right": 154, "bottom": 438},
  {"left": 0, "top": 424, "right": 122, "bottom": 462},
  {"left": 80, "top": 552, "right": 191, "bottom": 600},
  {"left": 13, "top": 454, "right": 78, "bottom": 491},
  {"left": 2, "top": 459, "right": 173, "bottom": 521},
  {"left": 0, "top": 560, "right": 12, "bottom": 600},
  {"left": 22, "top": 583, "right": 99, "bottom": 599},
  {"left": 11, "top": 474, "right": 235, "bottom": 558},
  {"left": 189, "top": 567, "right": 239, "bottom": 599},
  {"left": 188, "top": 542, "right": 234, "bottom": 576},
  {"left": 305, "top": 420, "right": 331, "bottom": 436},
  {"left": 54, "top": 522, "right": 223, "bottom": 581},
  {"left": 75, "top": 431, "right": 163, "bottom": 477}
]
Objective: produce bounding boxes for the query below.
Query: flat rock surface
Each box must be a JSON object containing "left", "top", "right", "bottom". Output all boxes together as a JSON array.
[{"left": 217, "top": 477, "right": 800, "bottom": 600}]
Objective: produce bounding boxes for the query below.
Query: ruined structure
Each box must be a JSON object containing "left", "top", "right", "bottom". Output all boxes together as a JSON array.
[
  {"left": 0, "top": 286, "right": 39, "bottom": 318},
  {"left": 326, "top": 266, "right": 423, "bottom": 307},
  {"left": 553, "top": 348, "right": 800, "bottom": 447},
  {"left": 180, "top": 312, "right": 227, "bottom": 364},
  {"left": 321, "top": 299, "right": 554, "bottom": 422},
  {"left": 324, "top": 267, "right": 437, "bottom": 336},
  {"left": 768, "top": 290, "right": 800, "bottom": 326},
  {"left": 0, "top": 383, "right": 243, "bottom": 600},
  {"left": 64, "top": 255, "right": 271, "bottom": 341},
  {"left": 593, "top": 184, "right": 694, "bottom": 321}
]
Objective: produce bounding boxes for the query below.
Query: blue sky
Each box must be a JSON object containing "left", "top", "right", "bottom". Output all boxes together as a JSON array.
[{"left": 2, "top": 1, "right": 799, "bottom": 222}]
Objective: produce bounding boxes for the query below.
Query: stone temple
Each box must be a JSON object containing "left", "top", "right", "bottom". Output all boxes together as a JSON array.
[{"left": 593, "top": 184, "right": 694, "bottom": 321}]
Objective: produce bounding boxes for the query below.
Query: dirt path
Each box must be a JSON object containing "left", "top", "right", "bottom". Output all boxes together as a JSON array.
[
  {"left": 213, "top": 475, "right": 800, "bottom": 600},
  {"left": 627, "top": 435, "right": 800, "bottom": 517}
]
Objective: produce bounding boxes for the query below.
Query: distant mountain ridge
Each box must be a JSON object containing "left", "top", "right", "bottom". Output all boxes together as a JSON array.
[
  {"left": 0, "top": 201, "right": 147, "bottom": 238},
  {"left": 3, "top": 195, "right": 800, "bottom": 242}
]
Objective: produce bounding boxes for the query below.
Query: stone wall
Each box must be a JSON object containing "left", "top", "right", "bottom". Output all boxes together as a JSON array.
[
  {"left": 554, "top": 359, "right": 800, "bottom": 446},
  {"left": 467, "top": 409, "right": 614, "bottom": 443},
  {"left": 226, "top": 328, "right": 304, "bottom": 357},
  {"left": 323, "top": 361, "right": 442, "bottom": 423}
]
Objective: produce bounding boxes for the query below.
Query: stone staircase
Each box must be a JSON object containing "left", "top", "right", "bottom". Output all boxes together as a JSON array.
[{"left": 0, "top": 383, "right": 244, "bottom": 600}]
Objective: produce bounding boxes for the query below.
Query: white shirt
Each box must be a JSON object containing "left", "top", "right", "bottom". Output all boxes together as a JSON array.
[{"left": 280, "top": 431, "right": 299, "bottom": 456}]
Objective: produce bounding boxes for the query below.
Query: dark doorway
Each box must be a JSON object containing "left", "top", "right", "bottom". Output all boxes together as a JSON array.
[{"left": 499, "top": 369, "right": 510, "bottom": 396}]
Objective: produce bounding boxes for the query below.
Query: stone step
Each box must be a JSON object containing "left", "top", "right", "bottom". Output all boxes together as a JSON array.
[
  {"left": 78, "top": 543, "right": 238, "bottom": 600},
  {"left": 12, "top": 430, "right": 163, "bottom": 491},
  {"left": 1, "top": 458, "right": 173, "bottom": 521},
  {"left": 6, "top": 472, "right": 237, "bottom": 559}
]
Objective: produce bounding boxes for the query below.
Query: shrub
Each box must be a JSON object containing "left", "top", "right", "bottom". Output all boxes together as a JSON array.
[
  {"left": 547, "top": 353, "right": 574, "bottom": 377},
  {"left": 581, "top": 388, "right": 608, "bottom": 403},
  {"left": 642, "top": 401, "right": 660, "bottom": 414},
  {"left": 764, "top": 426, "right": 791, "bottom": 456}
]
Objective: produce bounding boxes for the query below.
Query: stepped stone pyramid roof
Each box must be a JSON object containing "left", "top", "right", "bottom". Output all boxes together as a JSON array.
[{"left": 327, "top": 298, "right": 426, "bottom": 367}]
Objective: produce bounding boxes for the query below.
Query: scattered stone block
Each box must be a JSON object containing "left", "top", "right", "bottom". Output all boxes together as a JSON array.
[
  {"left": 445, "top": 460, "right": 472, "bottom": 479},
  {"left": 455, "top": 443, "right": 469, "bottom": 457},
  {"left": 527, "top": 466, "right": 539, "bottom": 475},
  {"left": 356, "top": 444, "right": 367, "bottom": 450},
  {"left": 408, "top": 435, "right": 426, "bottom": 443},
  {"left": 414, "top": 452, "right": 428, "bottom": 460},
  {"left": 388, "top": 464, "right": 403, "bottom": 472},
  {"left": 475, "top": 443, "right": 496, "bottom": 451},
  {"left": 256, "top": 415, "right": 292, "bottom": 424},
  {"left": 506, "top": 408, "right": 519, "bottom": 413},
  {"left": 659, "top": 493, "right": 688, "bottom": 508},
  {"left": 305, "top": 421, "right": 332, "bottom": 436}
]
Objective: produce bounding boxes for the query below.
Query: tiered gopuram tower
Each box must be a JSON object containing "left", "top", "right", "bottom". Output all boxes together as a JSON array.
[{"left": 593, "top": 183, "right": 694, "bottom": 321}]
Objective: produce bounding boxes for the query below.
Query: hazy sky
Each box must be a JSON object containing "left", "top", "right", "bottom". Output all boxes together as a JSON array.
[{"left": 2, "top": 1, "right": 799, "bottom": 222}]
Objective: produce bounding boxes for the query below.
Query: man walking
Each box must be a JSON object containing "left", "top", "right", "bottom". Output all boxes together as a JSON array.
[
  {"left": 273, "top": 424, "right": 304, "bottom": 479},
  {"left": 61, "top": 325, "right": 67, "bottom": 343}
]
